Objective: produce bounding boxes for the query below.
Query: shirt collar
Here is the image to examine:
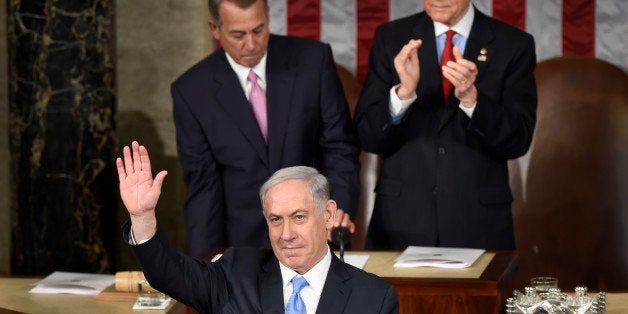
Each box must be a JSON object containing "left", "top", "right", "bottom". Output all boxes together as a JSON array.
[
  {"left": 433, "top": 2, "right": 474, "bottom": 38},
  {"left": 279, "top": 246, "right": 332, "bottom": 296},
  {"left": 224, "top": 51, "right": 268, "bottom": 87}
]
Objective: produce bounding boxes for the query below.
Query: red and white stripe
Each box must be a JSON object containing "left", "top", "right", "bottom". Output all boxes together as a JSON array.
[{"left": 266, "top": 0, "right": 628, "bottom": 82}]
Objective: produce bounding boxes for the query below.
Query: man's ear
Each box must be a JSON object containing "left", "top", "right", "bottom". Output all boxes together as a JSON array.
[
  {"left": 324, "top": 200, "right": 337, "bottom": 229},
  {"left": 208, "top": 19, "right": 220, "bottom": 41}
]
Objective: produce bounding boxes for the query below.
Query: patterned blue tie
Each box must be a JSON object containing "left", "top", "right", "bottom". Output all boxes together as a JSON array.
[{"left": 286, "top": 276, "right": 308, "bottom": 314}]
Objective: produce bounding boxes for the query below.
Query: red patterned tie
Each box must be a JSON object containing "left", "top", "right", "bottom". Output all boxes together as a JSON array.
[
  {"left": 247, "top": 69, "right": 268, "bottom": 142},
  {"left": 441, "top": 30, "right": 456, "bottom": 103}
]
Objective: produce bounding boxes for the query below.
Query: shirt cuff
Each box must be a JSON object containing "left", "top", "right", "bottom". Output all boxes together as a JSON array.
[
  {"left": 458, "top": 101, "right": 477, "bottom": 117},
  {"left": 389, "top": 84, "right": 417, "bottom": 124},
  {"left": 128, "top": 228, "right": 151, "bottom": 245}
]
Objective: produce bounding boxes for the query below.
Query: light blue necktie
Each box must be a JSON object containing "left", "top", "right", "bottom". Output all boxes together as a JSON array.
[{"left": 286, "top": 276, "right": 308, "bottom": 314}]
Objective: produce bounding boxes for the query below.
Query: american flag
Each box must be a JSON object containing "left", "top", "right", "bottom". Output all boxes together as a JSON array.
[{"left": 264, "top": 0, "right": 628, "bottom": 82}]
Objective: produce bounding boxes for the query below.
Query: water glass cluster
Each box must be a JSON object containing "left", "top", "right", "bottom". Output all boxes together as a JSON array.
[{"left": 506, "top": 277, "right": 606, "bottom": 313}]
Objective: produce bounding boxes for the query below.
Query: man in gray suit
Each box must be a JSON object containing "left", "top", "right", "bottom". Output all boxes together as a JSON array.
[{"left": 117, "top": 141, "right": 398, "bottom": 313}]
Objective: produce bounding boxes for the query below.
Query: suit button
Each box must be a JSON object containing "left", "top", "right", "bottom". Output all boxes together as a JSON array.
[
  {"left": 432, "top": 186, "right": 439, "bottom": 194},
  {"left": 438, "top": 147, "right": 446, "bottom": 155}
]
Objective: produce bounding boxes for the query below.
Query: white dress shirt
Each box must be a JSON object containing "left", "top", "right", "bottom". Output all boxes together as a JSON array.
[
  {"left": 224, "top": 52, "right": 268, "bottom": 99},
  {"left": 389, "top": 2, "right": 476, "bottom": 122},
  {"left": 279, "top": 248, "right": 332, "bottom": 314}
]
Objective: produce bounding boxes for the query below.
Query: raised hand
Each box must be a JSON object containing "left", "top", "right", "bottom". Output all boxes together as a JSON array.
[
  {"left": 116, "top": 141, "right": 167, "bottom": 240},
  {"left": 394, "top": 39, "right": 422, "bottom": 100}
]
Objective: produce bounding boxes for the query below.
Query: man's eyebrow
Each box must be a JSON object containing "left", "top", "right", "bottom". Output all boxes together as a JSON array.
[
  {"left": 266, "top": 209, "right": 308, "bottom": 218},
  {"left": 228, "top": 30, "right": 245, "bottom": 36},
  {"left": 228, "top": 23, "right": 265, "bottom": 35},
  {"left": 289, "top": 209, "right": 308, "bottom": 217}
]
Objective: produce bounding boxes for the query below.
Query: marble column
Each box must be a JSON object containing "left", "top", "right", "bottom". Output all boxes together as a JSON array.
[
  {"left": 8, "top": 0, "right": 116, "bottom": 275},
  {"left": 0, "top": 0, "right": 10, "bottom": 275}
]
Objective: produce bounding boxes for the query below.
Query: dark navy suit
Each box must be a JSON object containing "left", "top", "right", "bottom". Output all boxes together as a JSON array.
[
  {"left": 172, "top": 35, "right": 360, "bottom": 258},
  {"left": 355, "top": 8, "right": 537, "bottom": 250},
  {"left": 124, "top": 222, "right": 399, "bottom": 314}
]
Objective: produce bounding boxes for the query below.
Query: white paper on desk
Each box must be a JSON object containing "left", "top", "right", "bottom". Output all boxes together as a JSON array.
[
  {"left": 29, "top": 271, "right": 115, "bottom": 295},
  {"left": 394, "top": 246, "right": 485, "bottom": 269},
  {"left": 335, "top": 253, "right": 369, "bottom": 269}
]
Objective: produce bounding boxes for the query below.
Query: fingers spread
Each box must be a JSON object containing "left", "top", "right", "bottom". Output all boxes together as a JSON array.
[
  {"left": 152, "top": 170, "right": 168, "bottom": 190},
  {"left": 139, "top": 144, "right": 152, "bottom": 175},
  {"left": 123, "top": 145, "right": 133, "bottom": 174},
  {"left": 116, "top": 157, "right": 126, "bottom": 182},
  {"left": 132, "top": 141, "right": 142, "bottom": 174}
]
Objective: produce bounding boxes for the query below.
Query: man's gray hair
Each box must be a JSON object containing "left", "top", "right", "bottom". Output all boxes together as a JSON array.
[
  {"left": 208, "top": 0, "right": 269, "bottom": 27},
  {"left": 259, "top": 166, "right": 330, "bottom": 213}
]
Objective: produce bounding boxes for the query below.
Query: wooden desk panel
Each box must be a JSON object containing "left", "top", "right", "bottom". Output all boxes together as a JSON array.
[
  {"left": 203, "top": 249, "right": 517, "bottom": 313},
  {"left": 358, "top": 250, "right": 519, "bottom": 314}
]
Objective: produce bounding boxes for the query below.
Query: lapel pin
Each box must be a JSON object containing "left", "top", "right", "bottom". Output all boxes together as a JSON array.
[{"left": 477, "top": 48, "right": 487, "bottom": 62}]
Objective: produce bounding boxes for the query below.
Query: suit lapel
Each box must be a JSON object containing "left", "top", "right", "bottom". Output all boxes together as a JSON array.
[
  {"left": 214, "top": 51, "right": 270, "bottom": 168},
  {"left": 316, "top": 254, "right": 351, "bottom": 314},
  {"left": 266, "top": 35, "right": 296, "bottom": 171},
  {"left": 464, "top": 9, "right": 494, "bottom": 83},
  {"left": 415, "top": 13, "right": 442, "bottom": 106},
  {"left": 259, "top": 255, "right": 284, "bottom": 313},
  {"left": 438, "top": 7, "right": 495, "bottom": 132},
  {"left": 412, "top": 15, "right": 444, "bottom": 130}
]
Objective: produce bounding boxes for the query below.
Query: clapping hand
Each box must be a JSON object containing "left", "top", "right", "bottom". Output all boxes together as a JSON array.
[
  {"left": 394, "top": 39, "right": 423, "bottom": 100},
  {"left": 442, "top": 46, "right": 478, "bottom": 107}
]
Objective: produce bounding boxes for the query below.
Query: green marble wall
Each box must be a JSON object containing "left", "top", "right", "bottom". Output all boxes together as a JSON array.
[
  {"left": 8, "top": 0, "right": 117, "bottom": 275},
  {"left": 4, "top": 0, "right": 212, "bottom": 274}
]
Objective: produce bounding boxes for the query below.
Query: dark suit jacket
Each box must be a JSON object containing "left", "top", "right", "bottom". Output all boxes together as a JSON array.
[
  {"left": 123, "top": 221, "right": 399, "bottom": 314},
  {"left": 172, "top": 35, "right": 360, "bottom": 258},
  {"left": 355, "top": 8, "right": 537, "bottom": 250}
]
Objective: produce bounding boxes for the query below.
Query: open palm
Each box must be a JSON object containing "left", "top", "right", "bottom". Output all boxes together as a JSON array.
[{"left": 116, "top": 141, "right": 167, "bottom": 216}]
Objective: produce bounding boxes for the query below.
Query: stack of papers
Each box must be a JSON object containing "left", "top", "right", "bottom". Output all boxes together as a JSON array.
[
  {"left": 394, "top": 246, "right": 485, "bottom": 269},
  {"left": 30, "top": 271, "right": 115, "bottom": 295}
]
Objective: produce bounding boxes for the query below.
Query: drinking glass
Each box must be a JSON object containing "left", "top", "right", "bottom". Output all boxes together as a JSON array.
[
  {"left": 137, "top": 280, "right": 167, "bottom": 307},
  {"left": 530, "top": 276, "right": 559, "bottom": 294}
]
